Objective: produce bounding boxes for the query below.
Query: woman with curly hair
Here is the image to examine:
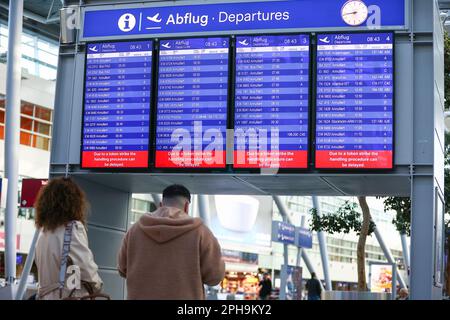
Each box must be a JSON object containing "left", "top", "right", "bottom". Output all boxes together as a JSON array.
[{"left": 34, "top": 177, "right": 103, "bottom": 300}]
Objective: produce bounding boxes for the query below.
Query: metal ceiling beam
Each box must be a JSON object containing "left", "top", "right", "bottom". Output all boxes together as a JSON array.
[
  {"left": 439, "top": 0, "right": 450, "bottom": 10},
  {"left": 47, "top": 0, "right": 58, "bottom": 21},
  {"left": 0, "top": 3, "right": 59, "bottom": 24}
]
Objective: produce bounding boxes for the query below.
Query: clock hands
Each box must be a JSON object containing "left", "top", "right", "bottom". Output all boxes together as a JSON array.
[{"left": 343, "top": 11, "right": 358, "bottom": 16}]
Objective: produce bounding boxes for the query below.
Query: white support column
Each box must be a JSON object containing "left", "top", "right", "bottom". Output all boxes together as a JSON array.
[
  {"left": 296, "top": 215, "right": 306, "bottom": 266},
  {"left": 197, "top": 195, "right": 210, "bottom": 226},
  {"left": 311, "top": 196, "right": 332, "bottom": 291},
  {"left": 289, "top": 211, "right": 322, "bottom": 290},
  {"left": 197, "top": 195, "right": 213, "bottom": 296},
  {"left": 4, "top": 0, "right": 24, "bottom": 284},
  {"left": 373, "top": 226, "right": 407, "bottom": 289},
  {"left": 151, "top": 194, "right": 161, "bottom": 206},
  {"left": 301, "top": 251, "right": 315, "bottom": 277},
  {"left": 400, "top": 232, "right": 410, "bottom": 283},
  {"left": 273, "top": 196, "right": 325, "bottom": 295},
  {"left": 15, "top": 228, "right": 40, "bottom": 300},
  {"left": 272, "top": 196, "right": 289, "bottom": 300},
  {"left": 272, "top": 199, "right": 292, "bottom": 265}
]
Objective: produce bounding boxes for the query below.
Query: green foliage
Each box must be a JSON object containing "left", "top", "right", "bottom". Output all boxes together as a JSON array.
[
  {"left": 309, "top": 200, "right": 376, "bottom": 236},
  {"left": 446, "top": 131, "right": 450, "bottom": 228},
  {"left": 381, "top": 197, "right": 411, "bottom": 236},
  {"left": 309, "top": 33, "right": 450, "bottom": 236},
  {"left": 445, "top": 32, "right": 450, "bottom": 110},
  {"left": 445, "top": 32, "right": 450, "bottom": 228},
  {"left": 378, "top": 130, "right": 450, "bottom": 234}
]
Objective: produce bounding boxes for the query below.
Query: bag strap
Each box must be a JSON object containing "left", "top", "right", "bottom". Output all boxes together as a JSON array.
[{"left": 58, "top": 221, "right": 76, "bottom": 299}]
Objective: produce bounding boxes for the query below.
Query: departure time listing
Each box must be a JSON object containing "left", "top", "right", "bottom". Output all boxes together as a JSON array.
[
  {"left": 155, "top": 37, "right": 229, "bottom": 168},
  {"left": 315, "top": 33, "right": 394, "bottom": 169},
  {"left": 82, "top": 40, "right": 153, "bottom": 169},
  {"left": 234, "top": 34, "right": 310, "bottom": 169}
]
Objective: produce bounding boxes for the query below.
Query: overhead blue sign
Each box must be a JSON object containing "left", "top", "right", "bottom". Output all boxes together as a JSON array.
[
  {"left": 296, "top": 227, "right": 313, "bottom": 249},
  {"left": 82, "top": 0, "right": 406, "bottom": 39},
  {"left": 272, "top": 221, "right": 296, "bottom": 245}
]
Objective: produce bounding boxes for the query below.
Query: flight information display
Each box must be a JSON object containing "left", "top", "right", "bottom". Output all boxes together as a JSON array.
[
  {"left": 315, "top": 33, "right": 394, "bottom": 169},
  {"left": 234, "top": 35, "right": 310, "bottom": 169},
  {"left": 156, "top": 37, "right": 229, "bottom": 168},
  {"left": 81, "top": 41, "right": 153, "bottom": 169}
]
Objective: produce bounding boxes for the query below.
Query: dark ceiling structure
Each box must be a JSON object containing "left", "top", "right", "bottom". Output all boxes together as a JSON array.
[{"left": 0, "top": 0, "right": 62, "bottom": 41}]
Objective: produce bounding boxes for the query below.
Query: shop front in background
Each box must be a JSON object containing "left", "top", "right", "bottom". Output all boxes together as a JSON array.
[{"left": 219, "top": 250, "right": 261, "bottom": 300}]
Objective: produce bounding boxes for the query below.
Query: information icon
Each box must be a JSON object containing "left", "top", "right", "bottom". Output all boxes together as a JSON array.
[{"left": 117, "top": 13, "right": 136, "bottom": 32}]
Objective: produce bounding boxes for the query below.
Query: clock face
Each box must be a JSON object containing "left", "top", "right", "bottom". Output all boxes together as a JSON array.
[{"left": 341, "top": 0, "right": 369, "bottom": 26}]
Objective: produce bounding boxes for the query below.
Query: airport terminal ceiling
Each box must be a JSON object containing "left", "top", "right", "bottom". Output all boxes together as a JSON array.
[
  {"left": 0, "top": 0, "right": 449, "bottom": 38},
  {"left": 0, "top": 0, "right": 61, "bottom": 40}
]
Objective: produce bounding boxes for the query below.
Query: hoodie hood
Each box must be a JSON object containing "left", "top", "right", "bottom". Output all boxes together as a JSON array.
[{"left": 138, "top": 206, "right": 203, "bottom": 244}]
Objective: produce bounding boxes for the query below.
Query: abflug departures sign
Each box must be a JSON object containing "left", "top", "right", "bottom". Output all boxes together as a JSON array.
[
  {"left": 81, "top": 0, "right": 406, "bottom": 39},
  {"left": 79, "top": 0, "right": 405, "bottom": 171}
]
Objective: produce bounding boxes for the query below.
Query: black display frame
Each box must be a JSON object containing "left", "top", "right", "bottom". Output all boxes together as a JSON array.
[
  {"left": 78, "top": 31, "right": 397, "bottom": 174},
  {"left": 80, "top": 39, "right": 155, "bottom": 171},
  {"left": 152, "top": 35, "right": 233, "bottom": 173},
  {"left": 230, "top": 33, "right": 313, "bottom": 173},
  {"left": 312, "top": 31, "right": 396, "bottom": 172}
]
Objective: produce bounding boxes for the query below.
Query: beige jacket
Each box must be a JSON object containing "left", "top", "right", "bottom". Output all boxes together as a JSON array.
[
  {"left": 118, "top": 207, "right": 225, "bottom": 300},
  {"left": 35, "top": 221, "right": 103, "bottom": 300}
]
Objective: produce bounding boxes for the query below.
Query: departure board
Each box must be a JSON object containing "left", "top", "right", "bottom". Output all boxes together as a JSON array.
[
  {"left": 315, "top": 33, "right": 393, "bottom": 169},
  {"left": 156, "top": 37, "right": 229, "bottom": 168},
  {"left": 234, "top": 35, "right": 310, "bottom": 169},
  {"left": 81, "top": 41, "right": 152, "bottom": 169}
]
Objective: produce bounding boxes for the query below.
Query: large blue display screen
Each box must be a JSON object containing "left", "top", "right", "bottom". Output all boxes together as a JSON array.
[
  {"left": 81, "top": 41, "right": 153, "bottom": 168},
  {"left": 234, "top": 34, "right": 310, "bottom": 169},
  {"left": 155, "top": 37, "right": 229, "bottom": 168},
  {"left": 315, "top": 33, "right": 394, "bottom": 169}
]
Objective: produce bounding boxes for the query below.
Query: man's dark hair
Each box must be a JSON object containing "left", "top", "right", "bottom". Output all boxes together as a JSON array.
[
  {"left": 311, "top": 272, "right": 316, "bottom": 279},
  {"left": 163, "top": 184, "right": 191, "bottom": 203}
]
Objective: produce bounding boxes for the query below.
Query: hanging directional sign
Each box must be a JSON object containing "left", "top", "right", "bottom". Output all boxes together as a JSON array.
[
  {"left": 272, "top": 221, "right": 296, "bottom": 245},
  {"left": 296, "top": 227, "right": 313, "bottom": 249}
]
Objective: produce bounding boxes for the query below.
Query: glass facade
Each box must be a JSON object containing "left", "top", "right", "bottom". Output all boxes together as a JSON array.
[
  {"left": 285, "top": 196, "right": 405, "bottom": 268},
  {"left": 130, "top": 198, "right": 157, "bottom": 225},
  {"left": 0, "top": 22, "right": 58, "bottom": 80},
  {"left": 0, "top": 95, "right": 53, "bottom": 151}
]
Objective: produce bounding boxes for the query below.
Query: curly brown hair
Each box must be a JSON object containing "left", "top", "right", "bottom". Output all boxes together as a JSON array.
[{"left": 35, "top": 177, "right": 88, "bottom": 232}]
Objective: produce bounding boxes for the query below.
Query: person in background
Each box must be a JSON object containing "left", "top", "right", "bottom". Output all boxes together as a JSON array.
[
  {"left": 305, "top": 272, "right": 322, "bottom": 300},
  {"left": 396, "top": 288, "right": 409, "bottom": 300},
  {"left": 34, "top": 177, "right": 103, "bottom": 300},
  {"left": 118, "top": 184, "right": 225, "bottom": 299},
  {"left": 258, "top": 272, "right": 272, "bottom": 300}
]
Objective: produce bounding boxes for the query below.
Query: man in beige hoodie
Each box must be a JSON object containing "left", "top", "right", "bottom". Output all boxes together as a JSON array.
[{"left": 118, "top": 184, "right": 225, "bottom": 300}]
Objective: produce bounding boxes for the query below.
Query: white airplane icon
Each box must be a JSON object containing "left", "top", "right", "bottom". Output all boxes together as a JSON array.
[
  {"left": 161, "top": 42, "right": 171, "bottom": 49},
  {"left": 319, "top": 37, "right": 330, "bottom": 44},
  {"left": 89, "top": 46, "right": 98, "bottom": 52},
  {"left": 238, "top": 39, "right": 249, "bottom": 46},
  {"left": 147, "top": 13, "right": 162, "bottom": 23}
]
